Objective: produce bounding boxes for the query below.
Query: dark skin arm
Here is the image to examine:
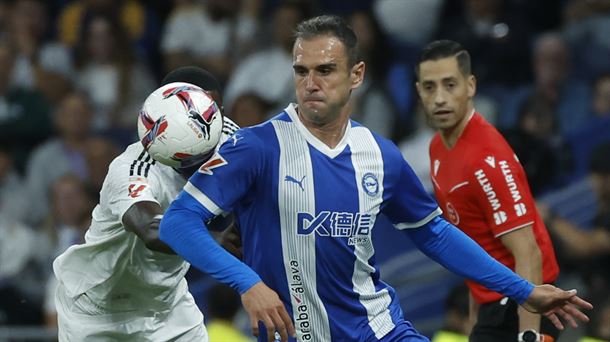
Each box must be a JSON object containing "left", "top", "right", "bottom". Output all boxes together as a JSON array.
[
  {"left": 122, "top": 202, "right": 242, "bottom": 256},
  {"left": 122, "top": 201, "right": 176, "bottom": 254}
]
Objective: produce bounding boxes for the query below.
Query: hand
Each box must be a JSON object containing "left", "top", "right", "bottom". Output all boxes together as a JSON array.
[
  {"left": 241, "top": 281, "right": 296, "bottom": 342},
  {"left": 521, "top": 284, "right": 593, "bottom": 330}
]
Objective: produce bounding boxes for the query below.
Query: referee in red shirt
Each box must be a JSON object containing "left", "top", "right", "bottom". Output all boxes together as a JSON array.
[{"left": 416, "top": 40, "right": 560, "bottom": 342}]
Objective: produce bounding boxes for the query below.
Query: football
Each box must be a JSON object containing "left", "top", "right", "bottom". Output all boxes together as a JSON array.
[{"left": 137, "top": 82, "right": 223, "bottom": 168}]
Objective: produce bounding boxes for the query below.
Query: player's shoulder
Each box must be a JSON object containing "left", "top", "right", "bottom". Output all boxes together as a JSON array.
[
  {"left": 221, "top": 116, "right": 240, "bottom": 137},
  {"left": 462, "top": 113, "right": 513, "bottom": 155},
  {"left": 107, "top": 142, "right": 159, "bottom": 178},
  {"left": 351, "top": 121, "right": 404, "bottom": 162}
]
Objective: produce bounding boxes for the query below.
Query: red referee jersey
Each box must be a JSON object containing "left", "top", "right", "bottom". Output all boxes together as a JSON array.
[{"left": 429, "top": 112, "right": 559, "bottom": 304}]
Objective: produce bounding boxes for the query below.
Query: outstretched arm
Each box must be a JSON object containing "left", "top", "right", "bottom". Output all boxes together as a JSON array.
[
  {"left": 160, "top": 200, "right": 295, "bottom": 341},
  {"left": 123, "top": 201, "right": 175, "bottom": 254},
  {"left": 406, "top": 216, "right": 592, "bottom": 329}
]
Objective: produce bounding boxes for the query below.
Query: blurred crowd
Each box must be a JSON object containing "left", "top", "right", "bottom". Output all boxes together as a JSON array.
[{"left": 0, "top": 0, "right": 608, "bottom": 340}]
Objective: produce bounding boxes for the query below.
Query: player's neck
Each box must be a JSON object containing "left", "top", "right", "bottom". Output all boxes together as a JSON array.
[
  {"left": 298, "top": 108, "right": 350, "bottom": 149},
  {"left": 440, "top": 106, "right": 474, "bottom": 149}
]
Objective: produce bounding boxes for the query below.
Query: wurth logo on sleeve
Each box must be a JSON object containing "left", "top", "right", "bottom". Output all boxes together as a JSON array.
[
  {"left": 514, "top": 203, "right": 527, "bottom": 217},
  {"left": 475, "top": 169, "right": 501, "bottom": 211},
  {"left": 499, "top": 160, "right": 522, "bottom": 202},
  {"left": 493, "top": 211, "right": 508, "bottom": 224}
]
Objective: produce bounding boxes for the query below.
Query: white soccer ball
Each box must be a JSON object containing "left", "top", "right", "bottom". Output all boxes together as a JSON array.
[{"left": 137, "top": 82, "right": 223, "bottom": 168}]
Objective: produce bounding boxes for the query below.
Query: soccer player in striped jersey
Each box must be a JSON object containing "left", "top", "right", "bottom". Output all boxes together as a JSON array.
[
  {"left": 53, "top": 67, "right": 240, "bottom": 341},
  {"left": 159, "top": 16, "right": 592, "bottom": 342}
]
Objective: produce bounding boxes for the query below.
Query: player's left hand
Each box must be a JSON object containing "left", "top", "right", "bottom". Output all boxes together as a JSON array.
[{"left": 521, "top": 284, "right": 593, "bottom": 330}]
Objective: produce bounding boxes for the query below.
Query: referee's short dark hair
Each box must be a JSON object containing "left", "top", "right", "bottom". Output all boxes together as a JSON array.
[{"left": 416, "top": 40, "right": 472, "bottom": 80}]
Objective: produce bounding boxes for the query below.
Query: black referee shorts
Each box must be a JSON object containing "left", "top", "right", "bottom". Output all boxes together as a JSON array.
[{"left": 470, "top": 297, "right": 560, "bottom": 342}]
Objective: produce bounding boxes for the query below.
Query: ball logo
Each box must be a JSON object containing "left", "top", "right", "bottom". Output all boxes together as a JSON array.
[
  {"left": 139, "top": 111, "right": 168, "bottom": 149},
  {"left": 445, "top": 202, "right": 460, "bottom": 225},
  {"left": 361, "top": 173, "right": 379, "bottom": 197}
]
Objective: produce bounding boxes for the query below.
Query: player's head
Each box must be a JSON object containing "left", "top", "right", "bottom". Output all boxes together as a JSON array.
[
  {"left": 415, "top": 40, "right": 476, "bottom": 131},
  {"left": 292, "top": 15, "right": 365, "bottom": 125},
  {"left": 158, "top": 67, "right": 225, "bottom": 178},
  {"left": 161, "top": 66, "right": 224, "bottom": 109},
  {"left": 138, "top": 81, "right": 223, "bottom": 179}
]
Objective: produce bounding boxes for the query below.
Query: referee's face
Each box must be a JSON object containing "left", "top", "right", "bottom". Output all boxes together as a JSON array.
[
  {"left": 292, "top": 35, "right": 364, "bottom": 126},
  {"left": 416, "top": 57, "right": 475, "bottom": 131}
]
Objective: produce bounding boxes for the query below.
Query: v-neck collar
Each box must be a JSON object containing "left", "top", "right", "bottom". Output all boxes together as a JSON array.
[{"left": 284, "top": 103, "right": 351, "bottom": 159}]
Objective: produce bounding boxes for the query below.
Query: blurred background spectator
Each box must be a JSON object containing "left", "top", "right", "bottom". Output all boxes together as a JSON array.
[
  {"left": 205, "top": 283, "right": 253, "bottom": 342},
  {"left": 223, "top": 0, "right": 308, "bottom": 114},
  {"left": 74, "top": 12, "right": 155, "bottom": 131},
  {"left": 1, "top": 1, "right": 608, "bottom": 340}
]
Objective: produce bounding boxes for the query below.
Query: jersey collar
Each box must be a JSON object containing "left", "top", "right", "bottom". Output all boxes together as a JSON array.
[{"left": 285, "top": 103, "right": 350, "bottom": 159}]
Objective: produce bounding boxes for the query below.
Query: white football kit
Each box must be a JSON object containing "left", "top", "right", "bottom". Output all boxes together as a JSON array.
[{"left": 53, "top": 118, "right": 239, "bottom": 341}]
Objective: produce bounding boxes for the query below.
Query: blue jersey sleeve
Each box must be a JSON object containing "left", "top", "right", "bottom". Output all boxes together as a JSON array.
[
  {"left": 159, "top": 129, "right": 265, "bottom": 294},
  {"left": 406, "top": 216, "right": 534, "bottom": 304},
  {"left": 185, "top": 129, "right": 265, "bottom": 215},
  {"left": 382, "top": 151, "right": 441, "bottom": 229}
]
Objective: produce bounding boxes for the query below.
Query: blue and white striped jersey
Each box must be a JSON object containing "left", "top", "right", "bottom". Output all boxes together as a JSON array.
[{"left": 178, "top": 104, "right": 442, "bottom": 340}]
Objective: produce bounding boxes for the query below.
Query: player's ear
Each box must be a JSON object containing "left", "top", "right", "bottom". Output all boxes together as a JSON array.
[
  {"left": 350, "top": 61, "right": 365, "bottom": 90},
  {"left": 415, "top": 81, "right": 423, "bottom": 97},
  {"left": 467, "top": 75, "right": 476, "bottom": 98}
]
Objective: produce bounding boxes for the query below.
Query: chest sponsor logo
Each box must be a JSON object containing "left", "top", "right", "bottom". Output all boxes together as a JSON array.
[
  {"left": 297, "top": 211, "right": 373, "bottom": 245},
  {"left": 475, "top": 169, "right": 507, "bottom": 225}
]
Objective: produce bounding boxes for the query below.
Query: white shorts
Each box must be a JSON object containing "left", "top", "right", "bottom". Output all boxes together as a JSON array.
[{"left": 55, "top": 283, "right": 207, "bottom": 341}]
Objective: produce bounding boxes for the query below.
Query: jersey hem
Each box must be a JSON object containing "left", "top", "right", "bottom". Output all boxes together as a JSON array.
[{"left": 493, "top": 221, "right": 535, "bottom": 238}]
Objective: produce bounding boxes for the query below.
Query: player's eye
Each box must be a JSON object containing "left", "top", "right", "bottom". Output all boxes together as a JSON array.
[
  {"left": 294, "top": 67, "right": 307, "bottom": 77},
  {"left": 319, "top": 67, "right": 331, "bottom": 75}
]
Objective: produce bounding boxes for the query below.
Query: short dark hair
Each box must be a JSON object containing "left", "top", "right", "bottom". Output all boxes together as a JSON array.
[
  {"left": 161, "top": 66, "right": 222, "bottom": 102},
  {"left": 416, "top": 40, "right": 471, "bottom": 80},
  {"left": 294, "top": 15, "right": 359, "bottom": 67}
]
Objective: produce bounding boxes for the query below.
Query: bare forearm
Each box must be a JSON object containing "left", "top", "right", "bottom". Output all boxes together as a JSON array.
[
  {"left": 514, "top": 248, "right": 542, "bottom": 331},
  {"left": 123, "top": 202, "right": 176, "bottom": 255}
]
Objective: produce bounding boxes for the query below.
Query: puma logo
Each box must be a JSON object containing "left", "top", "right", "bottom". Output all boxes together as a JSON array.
[{"left": 284, "top": 175, "right": 306, "bottom": 191}]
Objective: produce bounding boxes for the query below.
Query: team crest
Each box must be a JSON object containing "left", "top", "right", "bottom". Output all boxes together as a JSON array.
[
  {"left": 361, "top": 172, "right": 379, "bottom": 197},
  {"left": 445, "top": 202, "right": 460, "bottom": 225}
]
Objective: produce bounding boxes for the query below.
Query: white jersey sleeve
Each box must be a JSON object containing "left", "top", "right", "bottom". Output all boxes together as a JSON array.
[{"left": 104, "top": 148, "right": 162, "bottom": 223}]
